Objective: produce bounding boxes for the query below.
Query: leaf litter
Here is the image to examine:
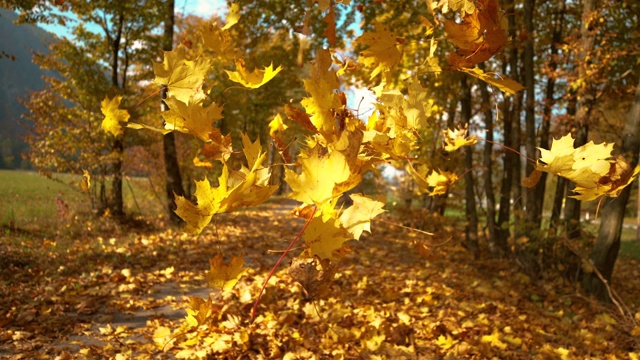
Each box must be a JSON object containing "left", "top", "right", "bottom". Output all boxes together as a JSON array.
[{"left": 0, "top": 202, "right": 639, "bottom": 359}]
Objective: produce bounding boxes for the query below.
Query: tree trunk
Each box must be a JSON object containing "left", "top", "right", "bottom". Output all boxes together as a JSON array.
[
  {"left": 461, "top": 76, "right": 479, "bottom": 256},
  {"left": 564, "top": 0, "right": 597, "bottom": 238},
  {"left": 523, "top": 0, "right": 541, "bottom": 232},
  {"left": 110, "top": 12, "right": 125, "bottom": 217},
  {"left": 544, "top": 0, "right": 567, "bottom": 233},
  {"left": 161, "top": 0, "right": 185, "bottom": 224},
  {"left": 479, "top": 69, "right": 498, "bottom": 254},
  {"left": 430, "top": 95, "right": 458, "bottom": 215},
  {"left": 583, "top": 79, "right": 640, "bottom": 301},
  {"left": 496, "top": 0, "right": 519, "bottom": 249}
]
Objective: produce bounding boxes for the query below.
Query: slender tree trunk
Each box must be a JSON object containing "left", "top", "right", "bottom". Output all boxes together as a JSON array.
[
  {"left": 110, "top": 12, "right": 125, "bottom": 217},
  {"left": 161, "top": 0, "right": 185, "bottom": 224},
  {"left": 479, "top": 70, "right": 498, "bottom": 253},
  {"left": 565, "top": 0, "right": 597, "bottom": 238},
  {"left": 583, "top": 79, "right": 640, "bottom": 301},
  {"left": 544, "top": 0, "right": 567, "bottom": 233},
  {"left": 523, "top": 0, "right": 541, "bottom": 232},
  {"left": 430, "top": 96, "right": 458, "bottom": 215},
  {"left": 496, "top": 0, "right": 519, "bottom": 249},
  {"left": 461, "top": 76, "right": 479, "bottom": 256}
]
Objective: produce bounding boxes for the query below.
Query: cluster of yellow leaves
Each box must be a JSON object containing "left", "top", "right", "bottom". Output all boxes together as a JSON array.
[
  {"left": 407, "top": 162, "right": 459, "bottom": 196},
  {"left": 536, "top": 134, "right": 640, "bottom": 200},
  {"left": 175, "top": 134, "right": 278, "bottom": 234}
]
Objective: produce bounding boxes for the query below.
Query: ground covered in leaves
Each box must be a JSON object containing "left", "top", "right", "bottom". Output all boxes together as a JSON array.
[{"left": 1, "top": 202, "right": 639, "bottom": 359}]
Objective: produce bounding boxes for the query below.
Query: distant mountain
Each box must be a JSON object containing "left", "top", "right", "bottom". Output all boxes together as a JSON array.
[{"left": 0, "top": 8, "right": 53, "bottom": 168}]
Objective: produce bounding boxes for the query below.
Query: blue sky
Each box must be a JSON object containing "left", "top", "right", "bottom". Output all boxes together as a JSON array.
[{"left": 38, "top": 0, "right": 226, "bottom": 39}]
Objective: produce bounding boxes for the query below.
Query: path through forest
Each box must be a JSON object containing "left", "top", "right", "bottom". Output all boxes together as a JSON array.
[{"left": 1, "top": 203, "right": 639, "bottom": 359}]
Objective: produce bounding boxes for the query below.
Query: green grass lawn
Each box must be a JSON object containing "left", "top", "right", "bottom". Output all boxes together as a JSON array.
[{"left": 0, "top": 170, "right": 166, "bottom": 235}]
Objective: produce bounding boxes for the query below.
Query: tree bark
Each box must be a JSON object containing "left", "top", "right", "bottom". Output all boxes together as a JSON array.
[
  {"left": 110, "top": 11, "right": 125, "bottom": 217},
  {"left": 461, "top": 76, "right": 479, "bottom": 256},
  {"left": 540, "top": 0, "right": 567, "bottom": 233},
  {"left": 430, "top": 95, "right": 458, "bottom": 215},
  {"left": 479, "top": 69, "right": 498, "bottom": 253},
  {"left": 523, "top": 0, "right": 541, "bottom": 232},
  {"left": 161, "top": 0, "right": 185, "bottom": 224},
  {"left": 496, "top": 0, "right": 519, "bottom": 248},
  {"left": 583, "top": 79, "right": 640, "bottom": 301}
]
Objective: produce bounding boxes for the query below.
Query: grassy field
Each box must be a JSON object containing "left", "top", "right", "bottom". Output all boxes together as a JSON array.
[{"left": 0, "top": 170, "right": 166, "bottom": 235}]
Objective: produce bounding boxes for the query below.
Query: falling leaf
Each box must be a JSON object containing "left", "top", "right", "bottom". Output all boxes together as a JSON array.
[
  {"left": 536, "top": 134, "right": 639, "bottom": 200},
  {"left": 162, "top": 96, "right": 223, "bottom": 142},
  {"left": 300, "top": 49, "right": 342, "bottom": 139},
  {"left": 458, "top": 67, "right": 524, "bottom": 95},
  {"left": 153, "top": 44, "right": 211, "bottom": 103},
  {"left": 285, "top": 148, "right": 351, "bottom": 205},
  {"left": 268, "top": 113, "right": 288, "bottom": 137},
  {"left": 304, "top": 211, "right": 351, "bottom": 260},
  {"left": 80, "top": 169, "right": 91, "bottom": 192},
  {"left": 322, "top": 2, "right": 336, "bottom": 46},
  {"left": 445, "top": 0, "right": 508, "bottom": 68},
  {"left": 339, "top": 194, "right": 386, "bottom": 239},
  {"left": 426, "top": 170, "right": 458, "bottom": 195},
  {"left": 443, "top": 125, "right": 477, "bottom": 152},
  {"left": 522, "top": 169, "right": 542, "bottom": 188},
  {"left": 100, "top": 95, "right": 130, "bottom": 137},
  {"left": 222, "top": 3, "right": 240, "bottom": 30},
  {"left": 205, "top": 254, "right": 247, "bottom": 291},
  {"left": 285, "top": 104, "right": 317, "bottom": 133},
  {"left": 356, "top": 24, "right": 403, "bottom": 79},
  {"left": 225, "top": 59, "right": 282, "bottom": 89},
  {"left": 448, "top": 0, "right": 476, "bottom": 14}
]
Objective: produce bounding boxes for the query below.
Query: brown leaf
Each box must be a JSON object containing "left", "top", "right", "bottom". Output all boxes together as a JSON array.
[
  {"left": 522, "top": 169, "right": 542, "bottom": 188},
  {"left": 285, "top": 104, "right": 318, "bottom": 133},
  {"left": 289, "top": 256, "right": 336, "bottom": 299}
]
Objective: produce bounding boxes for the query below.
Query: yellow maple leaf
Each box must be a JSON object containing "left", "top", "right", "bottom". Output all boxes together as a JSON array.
[
  {"left": 537, "top": 134, "right": 576, "bottom": 176},
  {"left": 300, "top": 49, "right": 342, "bottom": 139},
  {"left": 162, "top": 96, "right": 223, "bottom": 142},
  {"left": 443, "top": 126, "right": 477, "bottom": 152},
  {"left": 268, "top": 113, "right": 288, "bottom": 137},
  {"left": 174, "top": 176, "right": 224, "bottom": 234},
  {"left": 458, "top": 67, "right": 524, "bottom": 95},
  {"left": 153, "top": 44, "right": 211, "bottom": 103},
  {"left": 537, "top": 135, "right": 639, "bottom": 200},
  {"left": 448, "top": 0, "right": 476, "bottom": 14},
  {"left": 339, "top": 194, "right": 386, "bottom": 239},
  {"left": 225, "top": 59, "right": 282, "bottom": 89},
  {"left": 80, "top": 169, "right": 91, "bottom": 192},
  {"left": 176, "top": 135, "right": 277, "bottom": 233},
  {"left": 100, "top": 95, "right": 130, "bottom": 137},
  {"left": 304, "top": 211, "right": 351, "bottom": 260},
  {"left": 201, "top": 22, "right": 237, "bottom": 61},
  {"left": 222, "top": 3, "right": 240, "bottom": 30},
  {"left": 427, "top": 170, "right": 458, "bottom": 195},
  {"left": 205, "top": 254, "right": 246, "bottom": 291},
  {"left": 356, "top": 24, "right": 403, "bottom": 79},
  {"left": 185, "top": 296, "right": 213, "bottom": 328},
  {"left": 285, "top": 148, "right": 351, "bottom": 205}
]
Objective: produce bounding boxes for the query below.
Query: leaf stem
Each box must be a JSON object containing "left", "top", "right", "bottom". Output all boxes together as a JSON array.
[{"left": 250, "top": 205, "right": 317, "bottom": 322}]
